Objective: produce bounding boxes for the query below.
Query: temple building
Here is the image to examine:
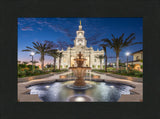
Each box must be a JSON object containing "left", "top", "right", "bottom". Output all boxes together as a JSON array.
[{"left": 57, "top": 20, "right": 104, "bottom": 69}]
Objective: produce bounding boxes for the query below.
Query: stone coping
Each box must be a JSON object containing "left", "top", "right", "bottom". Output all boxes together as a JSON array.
[
  {"left": 93, "top": 71, "right": 143, "bottom": 83},
  {"left": 18, "top": 71, "right": 143, "bottom": 102},
  {"left": 91, "top": 72, "right": 143, "bottom": 102},
  {"left": 18, "top": 71, "right": 68, "bottom": 83}
]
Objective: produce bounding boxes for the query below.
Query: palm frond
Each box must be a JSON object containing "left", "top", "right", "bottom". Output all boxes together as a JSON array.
[
  {"left": 111, "top": 34, "right": 115, "bottom": 39},
  {"left": 101, "top": 38, "right": 113, "bottom": 48},
  {"left": 127, "top": 42, "right": 143, "bottom": 46},
  {"left": 123, "top": 33, "right": 135, "bottom": 45},
  {"left": 26, "top": 46, "right": 34, "bottom": 50},
  {"left": 122, "top": 36, "right": 136, "bottom": 47},
  {"left": 22, "top": 49, "right": 32, "bottom": 52}
]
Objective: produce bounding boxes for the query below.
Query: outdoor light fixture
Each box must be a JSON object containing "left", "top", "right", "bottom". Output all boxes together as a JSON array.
[
  {"left": 74, "top": 97, "right": 86, "bottom": 102},
  {"left": 30, "top": 52, "right": 35, "bottom": 72},
  {"left": 30, "top": 52, "right": 35, "bottom": 56},
  {"left": 126, "top": 52, "right": 130, "bottom": 71},
  {"left": 126, "top": 52, "right": 130, "bottom": 56}
]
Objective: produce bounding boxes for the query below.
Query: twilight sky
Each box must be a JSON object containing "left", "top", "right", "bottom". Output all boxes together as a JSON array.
[{"left": 18, "top": 18, "right": 143, "bottom": 65}]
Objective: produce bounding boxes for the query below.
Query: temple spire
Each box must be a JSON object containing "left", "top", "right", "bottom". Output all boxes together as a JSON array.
[{"left": 79, "top": 20, "right": 82, "bottom": 30}]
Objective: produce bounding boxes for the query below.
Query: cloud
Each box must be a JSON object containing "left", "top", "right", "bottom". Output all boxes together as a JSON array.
[
  {"left": 18, "top": 18, "right": 76, "bottom": 39},
  {"left": 37, "top": 27, "right": 42, "bottom": 31},
  {"left": 86, "top": 32, "right": 104, "bottom": 47},
  {"left": 47, "top": 24, "right": 74, "bottom": 38},
  {"left": 54, "top": 37, "right": 73, "bottom": 50},
  {"left": 21, "top": 26, "right": 34, "bottom": 31}
]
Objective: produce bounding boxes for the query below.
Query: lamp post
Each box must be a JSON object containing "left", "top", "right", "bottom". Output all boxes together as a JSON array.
[
  {"left": 30, "top": 52, "right": 35, "bottom": 72},
  {"left": 70, "top": 47, "right": 71, "bottom": 67},
  {"left": 89, "top": 49, "right": 91, "bottom": 67},
  {"left": 126, "top": 52, "right": 130, "bottom": 71}
]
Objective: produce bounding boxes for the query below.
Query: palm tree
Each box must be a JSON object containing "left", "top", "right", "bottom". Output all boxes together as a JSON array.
[
  {"left": 23, "top": 61, "right": 29, "bottom": 65},
  {"left": 102, "top": 33, "right": 142, "bottom": 70},
  {"left": 95, "top": 55, "right": 105, "bottom": 69},
  {"left": 99, "top": 44, "right": 108, "bottom": 72},
  {"left": 58, "top": 52, "right": 63, "bottom": 70},
  {"left": 47, "top": 50, "right": 59, "bottom": 71},
  {"left": 22, "top": 41, "right": 55, "bottom": 70}
]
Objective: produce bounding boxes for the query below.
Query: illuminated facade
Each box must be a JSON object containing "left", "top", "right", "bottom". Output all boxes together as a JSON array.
[
  {"left": 58, "top": 21, "right": 104, "bottom": 69},
  {"left": 126, "top": 50, "right": 143, "bottom": 71}
]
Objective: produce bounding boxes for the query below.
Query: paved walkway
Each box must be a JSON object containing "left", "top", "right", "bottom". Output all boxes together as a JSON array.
[{"left": 18, "top": 71, "right": 143, "bottom": 102}]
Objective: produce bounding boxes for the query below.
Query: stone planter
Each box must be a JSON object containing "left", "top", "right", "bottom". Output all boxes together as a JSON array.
[
  {"left": 106, "top": 73, "right": 143, "bottom": 83},
  {"left": 59, "top": 75, "right": 67, "bottom": 79},
  {"left": 93, "top": 75, "right": 100, "bottom": 79}
]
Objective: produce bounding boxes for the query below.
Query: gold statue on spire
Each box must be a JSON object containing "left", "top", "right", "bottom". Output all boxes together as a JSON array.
[{"left": 80, "top": 20, "right": 81, "bottom": 25}]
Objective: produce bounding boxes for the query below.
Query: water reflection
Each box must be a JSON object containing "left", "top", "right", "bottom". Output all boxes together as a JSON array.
[{"left": 28, "top": 81, "right": 133, "bottom": 102}]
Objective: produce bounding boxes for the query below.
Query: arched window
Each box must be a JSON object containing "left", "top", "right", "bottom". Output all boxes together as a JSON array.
[{"left": 136, "top": 56, "right": 139, "bottom": 60}]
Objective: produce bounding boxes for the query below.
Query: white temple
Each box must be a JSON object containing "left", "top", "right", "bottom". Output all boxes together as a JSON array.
[{"left": 58, "top": 20, "right": 104, "bottom": 69}]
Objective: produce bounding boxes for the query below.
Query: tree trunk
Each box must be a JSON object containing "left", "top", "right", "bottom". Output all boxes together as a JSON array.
[
  {"left": 116, "top": 53, "right": 119, "bottom": 70},
  {"left": 105, "top": 53, "right": 107, "bottom": 72},
  {"left": 59, "top": 57, "right": 61, "bottom": 70},
  {"left": 103, "top": 46, "right": 107, "bottom": 72},
  {"left": 54, "top": 57, "right": 56, "bottom": 71},
  {"left": 105, "top": 56, "right": 107, "bottom": 72},
  {"left": 100, "top": 59, "right": 102, "bottom": 69},
  {"left": 41, "top": 55, "right": 44, "bottom": 70}
]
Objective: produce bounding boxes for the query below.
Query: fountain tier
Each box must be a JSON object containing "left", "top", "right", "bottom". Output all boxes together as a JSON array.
[{"left": 69, "top": 52, "right": 91, "bottom": 88}]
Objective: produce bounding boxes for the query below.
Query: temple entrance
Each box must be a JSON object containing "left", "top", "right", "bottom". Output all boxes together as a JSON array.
[
  {"left": 84, "top": 57, "right": 89, "bottom": 67},
  {"left": 71, "top": 57, "right": 75, "bottom": 67}
]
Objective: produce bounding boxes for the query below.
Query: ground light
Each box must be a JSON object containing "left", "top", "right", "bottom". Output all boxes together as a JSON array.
[{"left": 74, "top": 97, "right": 86, "bottom": 102}]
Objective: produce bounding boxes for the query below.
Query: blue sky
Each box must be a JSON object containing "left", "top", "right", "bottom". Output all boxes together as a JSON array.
[{"left": 18, "top": 18, "right": 143, "bottom": 65}]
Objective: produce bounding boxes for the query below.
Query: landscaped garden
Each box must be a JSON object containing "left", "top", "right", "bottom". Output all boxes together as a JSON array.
[
  {"left": 18, "top": 63, "right": 68, "bottom": 78},
  {"left": 92, "top": 67, "right": 143, "bottom": 78}
]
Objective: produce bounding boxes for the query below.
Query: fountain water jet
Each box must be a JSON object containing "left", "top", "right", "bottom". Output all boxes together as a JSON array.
[{"left": 68, "top": 52, "right": 92, "bottom": 89}]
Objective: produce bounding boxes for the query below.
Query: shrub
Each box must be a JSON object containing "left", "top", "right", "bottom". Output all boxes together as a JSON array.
[
  {"left": 134, "top": 72, "right": 143, "bottom": 77},
  {"left": 18, "top": 70, "right": 26, "bottom": 77},
  {"left": 141, "top": 65, "right": 143, "bottom": 69},
  {"left": 23, "top": 67, "right": 30, "bottom": 71},
  {"left": 18, "top": 64, "right": 27, "bottom": 68},
  {"left": 107, "top": 67, "right": 116, "bottom": 72},
  {"left": 116, "top": 69, "right": 128, "bottom": 74},
  {"left": 27, "top": 65, "right": 34, "bottom": 71},
  {"left": 33, "top": 70, "right": 45, "bottom": 75},
  {"left": 131, "top": 70, "right": 143, "bottom": 77},
  {"left": 129, "top": 64, "right": 135, "bottom": 68},
  {"left": 35, "top": 66, "right": 39, "bottom": 69},
  {"left": 25, "top": 70, "right": 33, "bottom": 76},
  {"left": 103, "top": 65, "right": 105, "bottom": 69},
  {"left": 18, "top": 65, "right": 21, "bottom": 71}
]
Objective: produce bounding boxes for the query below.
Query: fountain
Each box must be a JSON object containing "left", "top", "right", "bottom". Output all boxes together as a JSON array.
[
  {"left": 28, "top": 52, "right": 134, "bottom": 101},
  {"left": 68, "top": 52, "right": 92, "bottom": 89}
]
